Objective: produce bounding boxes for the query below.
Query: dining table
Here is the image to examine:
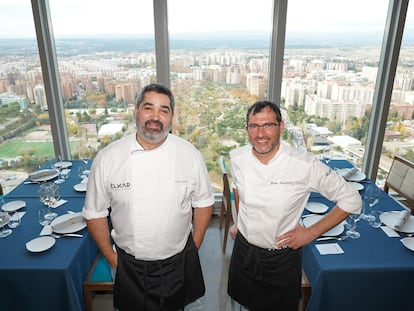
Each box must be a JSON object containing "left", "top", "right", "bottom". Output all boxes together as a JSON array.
[
  {"left": 302, "top": 159, "right": 414, "bottom": 311},
  {"left": 0, "top": 160, "right": 98, "bottom": 311}
]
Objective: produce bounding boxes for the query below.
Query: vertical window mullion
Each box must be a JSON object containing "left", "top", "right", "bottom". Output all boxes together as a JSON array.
[
  {"left": 154, "top": 0, "right": 170, "bottom": 88},
  {"left": 362, "top": 0, "right": 409, "bottom": 181},
  {"left": 31, "top": 0, "right": 71, "bottom": 159},
  {"left": 268, "top": 0, "right": 288, "bottom": 104}
]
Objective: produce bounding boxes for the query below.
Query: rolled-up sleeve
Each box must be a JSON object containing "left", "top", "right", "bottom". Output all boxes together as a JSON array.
[
  {"left": 191, "top": 151, "right": 215, "bottom": 208},
  {"left": 308, "top": 159, "right": 362, "bottom": 214},
  {"left": 82, "top": 152, "right": 111, "bottom": 219}
]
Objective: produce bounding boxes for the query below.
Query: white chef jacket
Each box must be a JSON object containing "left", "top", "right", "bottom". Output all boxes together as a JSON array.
[
  {"left": 82, "top": 133, "right": 215, "bottom": 260},
  {"left": 230, "top": 141, "right": 362, "bottom": 249}
]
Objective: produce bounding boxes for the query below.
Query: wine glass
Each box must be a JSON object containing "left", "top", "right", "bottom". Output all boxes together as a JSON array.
[
  {"left": 345, "top": 212, "right": 362, "bottom": 239},
  {"left": 0, "top": 211, "right": 12, "bottom": 238},
  {"left": 51, "top": 156, "right": 65, "bottom": 185},
  {"left": 53, "top": 160, "right": 65, "bottom": 184},
  {"left": 362, "top": 184, "right": 381, "bottom": 222},
  {"left": 78, "top": 165, "right": 87, "bottom": 180},
  {"left": 81, "top": 157, "right": 90, "bottom": 169},
  {"left": 47, "top": 183, "right": 60, "bottom": 220},
  {"left": 38, "top": 183, "right": 58, "bottom": 220}
]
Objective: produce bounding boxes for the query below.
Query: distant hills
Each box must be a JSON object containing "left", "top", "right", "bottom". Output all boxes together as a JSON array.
[{"left": 0, "top": 30, "right": 413, "bottom": 56}]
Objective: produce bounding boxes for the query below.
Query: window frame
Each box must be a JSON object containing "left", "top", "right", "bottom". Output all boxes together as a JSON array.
[{"left": 29, "top": 0, "right": 410, "bottom": 182}]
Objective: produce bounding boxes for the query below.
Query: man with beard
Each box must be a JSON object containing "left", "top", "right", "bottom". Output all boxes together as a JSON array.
[
  {"left": 227, "top": 101, "right": 361, "bottom": 311},
  {"left": 82, "top": 83, "right": 214, "bottom": 311}
]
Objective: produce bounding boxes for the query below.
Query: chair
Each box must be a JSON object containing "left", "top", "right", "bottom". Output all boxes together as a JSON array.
[
  {"left": 383, "top": 155, "right": 414, "bottom": 213},
  {"left": 83, "top": 253, "right": 114, "bottom": 311},
  {"left": 218, "top": 156, "right": 237, "bottom": 254}
]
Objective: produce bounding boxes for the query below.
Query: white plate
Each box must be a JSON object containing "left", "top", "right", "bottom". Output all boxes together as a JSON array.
[
  {"left": 303, "top": 214, "right": 344, "bottom": 236},
  {"left": 348, "top": 182, "right": 364, "bottom": 191},
  {"left": 29, "top": 169, "right": 59, "bottom": 182},
  {"left": 305, "top": 202, "right": 329, "bottom": 214},
  {"left": 1, "top": 200, "right": 26, "bottom": 212},
  {"left": 26, "top": 236, "right": 56, "bottom": 253},
  {"left": 337, "top": 168, "right": 366, "bottom": 182},
  {"left": 73, "top": 183, "right": 87, "bottom": 192},
  {"left": 380, "top": 211, "right": 414, "bottom": 233},
  {"left": 400, "top": 237, "right": 414, "bottom": 251},
  {"left": 55, "top": 161, "right": 72, "bottom": 168},
  {"left": 51, "top": 213, "right": 86, "bottom": 234}
]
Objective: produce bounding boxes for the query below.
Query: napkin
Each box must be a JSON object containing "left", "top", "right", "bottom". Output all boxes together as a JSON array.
[
  {"left": 380, "top": 225, "right": 400, "bottom": 237},
  {"left": 394, "top": 209, "right": 411, "bottom": 230},
  {"left": 29, "top": 169, "right": 57, "bottom": 180},
  {"left": 315, "top": 243, "right": 344, "bottom": 255},
  {"left": 39, "top": 225, "right": 53, "bottom": 236},
  {"left": 50, "top": 199, "right": 68, "bottom": 209},
  {"left": 52, "top": 214, "right": 84, "bottom": 231},
  {"left": 343, "top": 168, "right": 357, "bottom": 179}
]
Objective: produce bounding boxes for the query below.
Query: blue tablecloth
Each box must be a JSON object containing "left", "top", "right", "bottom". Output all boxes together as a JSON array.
[
  {"left": 0, "top": 160, "right": 98, "bottom": 311},
  {"left": 7, "top": 160, "right": 89, "bottom": 199},
  {"left": 303, "top": 160, "right": 414, "bottom": 311}
]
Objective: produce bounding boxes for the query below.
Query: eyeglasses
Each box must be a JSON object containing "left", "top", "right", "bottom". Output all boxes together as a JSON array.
[{"left": 246, "top": 122, "right": 280, "bottom": 130}]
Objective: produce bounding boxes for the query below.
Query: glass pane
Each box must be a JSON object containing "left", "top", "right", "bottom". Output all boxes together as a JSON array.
[
  {"left": 168, "top": 0, "right": 273, "bottom": 193},
  {"left": 284, "top": 0, "right": 389, "bottom": 174},
  {"left": 0, "top": 0, "right": 50, "bottom": 193},
  {"left": 380, "top": 3, "right": 414, "bottom": 184},
  {"left": 49, "top": 0, "right": 155, "bottom": 161}
]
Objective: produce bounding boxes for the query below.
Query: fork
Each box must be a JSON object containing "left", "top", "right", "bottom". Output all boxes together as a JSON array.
[
  {"left": 51, "top": 233, "right": 83, "bottom": 239},
  {"left": 24, "top": 180, "right": 40, "bottom": 184},
  {"left": 316, "top": 235, "right": 348, "bottom": 241}
]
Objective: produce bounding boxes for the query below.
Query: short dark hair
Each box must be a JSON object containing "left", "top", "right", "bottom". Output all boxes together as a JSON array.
[
  {"left": 136, "top": 83, "right": 175, "bottom": 113},
  {"left": 246, "top": 101, "right": 282, "bottom": 125}
]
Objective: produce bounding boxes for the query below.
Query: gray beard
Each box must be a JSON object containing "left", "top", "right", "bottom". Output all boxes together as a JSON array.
[{"left": 136, "top": 122, "right": 172, "bottom": 144}]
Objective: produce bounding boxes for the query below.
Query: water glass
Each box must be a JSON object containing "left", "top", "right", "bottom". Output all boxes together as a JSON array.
[
  {"left": 0, "top": 212, "right": 12, "bottom": 238},
  {"left": 81, "top": 158, "right": 90, "bottom": 169},
  {"left": 78, "top": 165, "right": 87, "bottom": 179},
  {"left": 38, "top": 208, "right": 52, "bottom": 226},
  {"left": 8, "top": 211, "right": 21, "bottom": 228},
  {"left": 38, "top": 182, "right": 59, "bottom": 220},
  {"left": 60, "top": 168, "right": 70, "bottom": 181},
  {"left": 363, "top": 184, "right": 381, "bottom": 221},
  {"left": 368, "top": 210, "right": 382, "bottom": 228},
  {"left": 345, "top": 213, "right": 361, "bottom": 239}
]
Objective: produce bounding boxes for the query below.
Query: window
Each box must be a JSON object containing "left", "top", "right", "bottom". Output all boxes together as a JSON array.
[
  {"left": 48, "top": 0, "right": 155, "bottom": 160},
  {"left": 168, "top": 0, "right": 273, "bottom": 190},
  {"left": 284, "top": 0, "right": 391, "bottom": 184},
  {"left": 0, "top": 0, "right": 412, "bottom": 194},
  {"left": 0, "top": 0, "right": 51, "bottom": 193},
  {"left": 380, "top": 2, "right": 414, "bottom": 183}
]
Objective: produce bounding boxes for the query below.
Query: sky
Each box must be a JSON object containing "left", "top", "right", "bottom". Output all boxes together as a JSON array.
[{"left": 0, "top": 0, "right": 412, "bottom": 39}]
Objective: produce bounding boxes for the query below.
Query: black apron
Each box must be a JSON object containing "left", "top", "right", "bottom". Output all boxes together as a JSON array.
[
  {"left": 114, "top": 233, "right": 205, "bottom": 311},
  {"left": 228, "top": 233, "right": 302, "bottom": 311}
]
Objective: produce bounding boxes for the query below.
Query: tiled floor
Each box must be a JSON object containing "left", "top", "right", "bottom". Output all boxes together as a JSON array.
[{"left": 93, "top": 216, "right": 305, "bottom": 311}]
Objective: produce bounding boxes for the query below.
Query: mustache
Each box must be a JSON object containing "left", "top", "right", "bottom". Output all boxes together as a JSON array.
[{"left": 145, "top": 119, "right": 163, "bottom": 129}]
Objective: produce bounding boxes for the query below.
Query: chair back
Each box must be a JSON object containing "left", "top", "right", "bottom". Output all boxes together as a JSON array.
[
  {"left": 219, "top": 156, "right": 237, "bottom": 253},
  {"left": 219, "top": 155, "right": 235, "bottom": 206},
  {"left": 219, "top": 155, "right": 227, "bottom": 174},
  {"left": 384, "top": 155, "right": 414, "bottom": 211}
]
